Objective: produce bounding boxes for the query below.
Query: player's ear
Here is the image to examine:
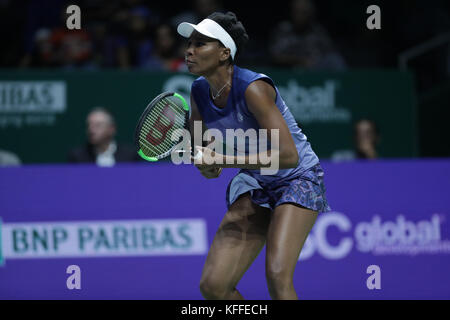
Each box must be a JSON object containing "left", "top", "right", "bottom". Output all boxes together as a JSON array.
[{"left": 220, "top": 47, "right": 231, "bottom": 62}]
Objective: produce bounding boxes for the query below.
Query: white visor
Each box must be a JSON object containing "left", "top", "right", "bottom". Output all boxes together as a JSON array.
[{"left": 177, "top": 18, "right": 237, "bottom": 60}]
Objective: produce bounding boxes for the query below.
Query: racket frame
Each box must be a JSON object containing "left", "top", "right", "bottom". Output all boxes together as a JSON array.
[{"left": 134, "top": 92, "right": 189, "bottom": 162}]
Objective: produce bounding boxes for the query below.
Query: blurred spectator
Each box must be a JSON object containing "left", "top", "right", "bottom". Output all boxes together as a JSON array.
[
  {"left": 170, "top": 0, "right": 224, "bottom": 26},
  {"left": 74, "top": 0, "right": 130, "bottom": 68},
  {"left": 142, "top": 23, "right": 186, "bottom": 71},
  {"left": 20, "top": 28, "right": 56, "bottom": 68},
  {"left": 354, "top": 119, "right": 380, "bottom": 159},
  {"left": 331, "top": 118, "right": 380, "bottom": 161},
  {"left": 0, "top": 149, "right": 21, "bottom": 166},
  {"left": 17, "top": 0, "right": 63, "bottom": 67},
  {"left": 115, "top": 5, "right": 161, "bottom": 69},
  {"left": 20, "top": 3, "right": 95, "bottom": 69},
  {"left": 88, "top": 21, "right": 125, "bottom": 68},
  {"left": 269, "top": 0, "right": 346, "bottom": 70},
  {"left": 49, "top": 27, "right": 95, "bottom": 69},
  {"left": 67, "top": 107, "right": 139, "bottom": 166}
]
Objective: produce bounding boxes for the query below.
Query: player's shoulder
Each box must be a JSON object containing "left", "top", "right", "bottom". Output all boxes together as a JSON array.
[
  {"left": 234, "top": 66, "right": 275, "bottom": 95},
  {"left": 234, "top": 65, "right": 258, "bottom": 81},
  {"left": 235, "top": 66, "right": 271, "bottom": 85}
]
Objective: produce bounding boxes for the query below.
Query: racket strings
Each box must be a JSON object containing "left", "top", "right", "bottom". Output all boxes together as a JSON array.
[{"left": 138, "top": 98, "right": 187, "bottom": 157}]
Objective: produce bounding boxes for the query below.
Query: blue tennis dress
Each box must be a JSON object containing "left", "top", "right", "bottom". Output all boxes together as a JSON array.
[{"left": 191, "top": 66, "right": 331, "bottom": 213}]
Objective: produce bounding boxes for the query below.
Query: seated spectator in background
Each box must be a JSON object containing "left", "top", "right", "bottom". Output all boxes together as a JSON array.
[
  {"left": 269, "top": 0, "right": 346, "bottom": 70},
  {"left": 353, "top": 118, "right": 380, "bottom": 159},
  {"left": 115, "top": 5, "right": 160, "bottom": 69},
  {"left": 18, "top": 0, "right": 64, "bottom": 68},
  {"left": 53, "top": 4, "right": 96, "bottom": 69},
  {"left": 49, "top": 26, "right": 95, "bottom": 69},
  {"left": 0, "top": 149, "right": 21, "bottom": 166},
  {"left": 142, "top": 23, "right": 186, "bottom": 71},
  {"left": 68, "top": 107, "right": 139, "bottom": 167},
  {"left": 88, "top": 21, "right": 129, "bottom": 68},
  {"left": 19, "top": 28, "right": 56, "bottom": 68},
  {"left": 21, "top": 3, "right": 95, "bottom": 70},
  {"left": 331, "top": 118, "right": 380, "bottom": 161}
]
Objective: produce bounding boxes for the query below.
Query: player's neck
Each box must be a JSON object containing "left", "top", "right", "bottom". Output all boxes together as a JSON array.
[{"left": 205, "top": 64, "right": 233, "bottom": 96}]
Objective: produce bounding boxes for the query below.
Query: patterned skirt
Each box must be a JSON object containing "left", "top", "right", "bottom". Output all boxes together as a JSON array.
[{"left": 226, "top": 163, "right": 331, "bottom": 213}]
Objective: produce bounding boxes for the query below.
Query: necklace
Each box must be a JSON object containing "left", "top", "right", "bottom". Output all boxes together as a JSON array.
[
  {"left": 210, "top": 66, "right": 233, "bottom": 100},
  {"left": 211, "top": 81, "right": 230, "bottom": 100}
]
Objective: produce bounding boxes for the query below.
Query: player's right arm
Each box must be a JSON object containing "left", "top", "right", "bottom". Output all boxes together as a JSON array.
[{"left": 190, "top": 95, "right": 222, "bottom": 179}]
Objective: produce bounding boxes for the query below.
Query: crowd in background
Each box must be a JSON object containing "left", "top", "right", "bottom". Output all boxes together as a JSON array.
[
  {"left": 0, "top": 0, "right": 449, "bottom": 166},
  {"left": 1, "top": 0, "right": 449, "bottom": 84},
  {"left": 3, "top": 0, "right": 349, "bottom": 71}
]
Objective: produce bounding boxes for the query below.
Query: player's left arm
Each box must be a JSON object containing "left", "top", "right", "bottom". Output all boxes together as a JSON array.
[
  {"left": 244, "top": 80, "right": 299, "bottom": 168},
  {"left": 194, "top": 80, "right": 299, "bottom": 170}
]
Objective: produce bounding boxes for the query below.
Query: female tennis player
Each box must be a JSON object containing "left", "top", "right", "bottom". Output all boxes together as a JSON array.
[{"left": 177, "top": 11, "right": 331, "bottom": 300}]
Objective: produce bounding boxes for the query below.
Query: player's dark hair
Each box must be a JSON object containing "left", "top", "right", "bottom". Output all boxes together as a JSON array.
[{"left": 207, "top": 11, "right": 249, "bottom": 63}]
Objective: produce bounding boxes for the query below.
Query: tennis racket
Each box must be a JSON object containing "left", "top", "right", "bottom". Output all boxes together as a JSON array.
[{"left": 134, "top": 92, "right": 191, "bottom": 162}]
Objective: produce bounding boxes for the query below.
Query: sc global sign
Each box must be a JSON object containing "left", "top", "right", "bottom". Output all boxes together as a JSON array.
[
  {"left": 299, "top": 212, "right": 447, "bottom": 260},
  {"left": 0, "top": 218, "right": 3, "bottom": 266},
  {"left": 299, "top": 212, "right": 352, "bottom": 260}
]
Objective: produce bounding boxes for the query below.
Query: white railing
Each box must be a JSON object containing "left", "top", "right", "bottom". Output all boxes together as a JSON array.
[{"left": 398, "top": 32, "right": 450, "bottom": 70}]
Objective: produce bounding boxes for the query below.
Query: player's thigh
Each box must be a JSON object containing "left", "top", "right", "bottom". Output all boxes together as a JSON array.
[
  {"left": 266, "top": 203, "right": 318, "bottom": 278},
  {"left": 201, "top": 193, "right": 271, "bottom": 287}
]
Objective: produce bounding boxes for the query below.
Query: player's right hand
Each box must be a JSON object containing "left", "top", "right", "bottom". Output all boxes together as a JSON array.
[{"left": 198, "top": 166, "right": 222, "bottom": 179}]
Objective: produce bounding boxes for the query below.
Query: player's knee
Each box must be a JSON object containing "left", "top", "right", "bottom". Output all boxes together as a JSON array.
[
  {"left": 199, "top": 275, "right": 230, "bottom": 299},
  {"left": 266, "top": 264, "right": 293, "bottom": 292}
]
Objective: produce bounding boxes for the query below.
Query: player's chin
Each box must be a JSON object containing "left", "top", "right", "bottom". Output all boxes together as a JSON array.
[{"left": 186, "top": 64, "right": 200, "bottom": 75}]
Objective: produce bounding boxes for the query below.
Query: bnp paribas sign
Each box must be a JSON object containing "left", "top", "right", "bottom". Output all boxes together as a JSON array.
[
  {"left": 0, "top": 81, "right": 66, "bottom": 128},
  {"left": 0, "top": 218, "right": 207, "bottom": 265}
]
